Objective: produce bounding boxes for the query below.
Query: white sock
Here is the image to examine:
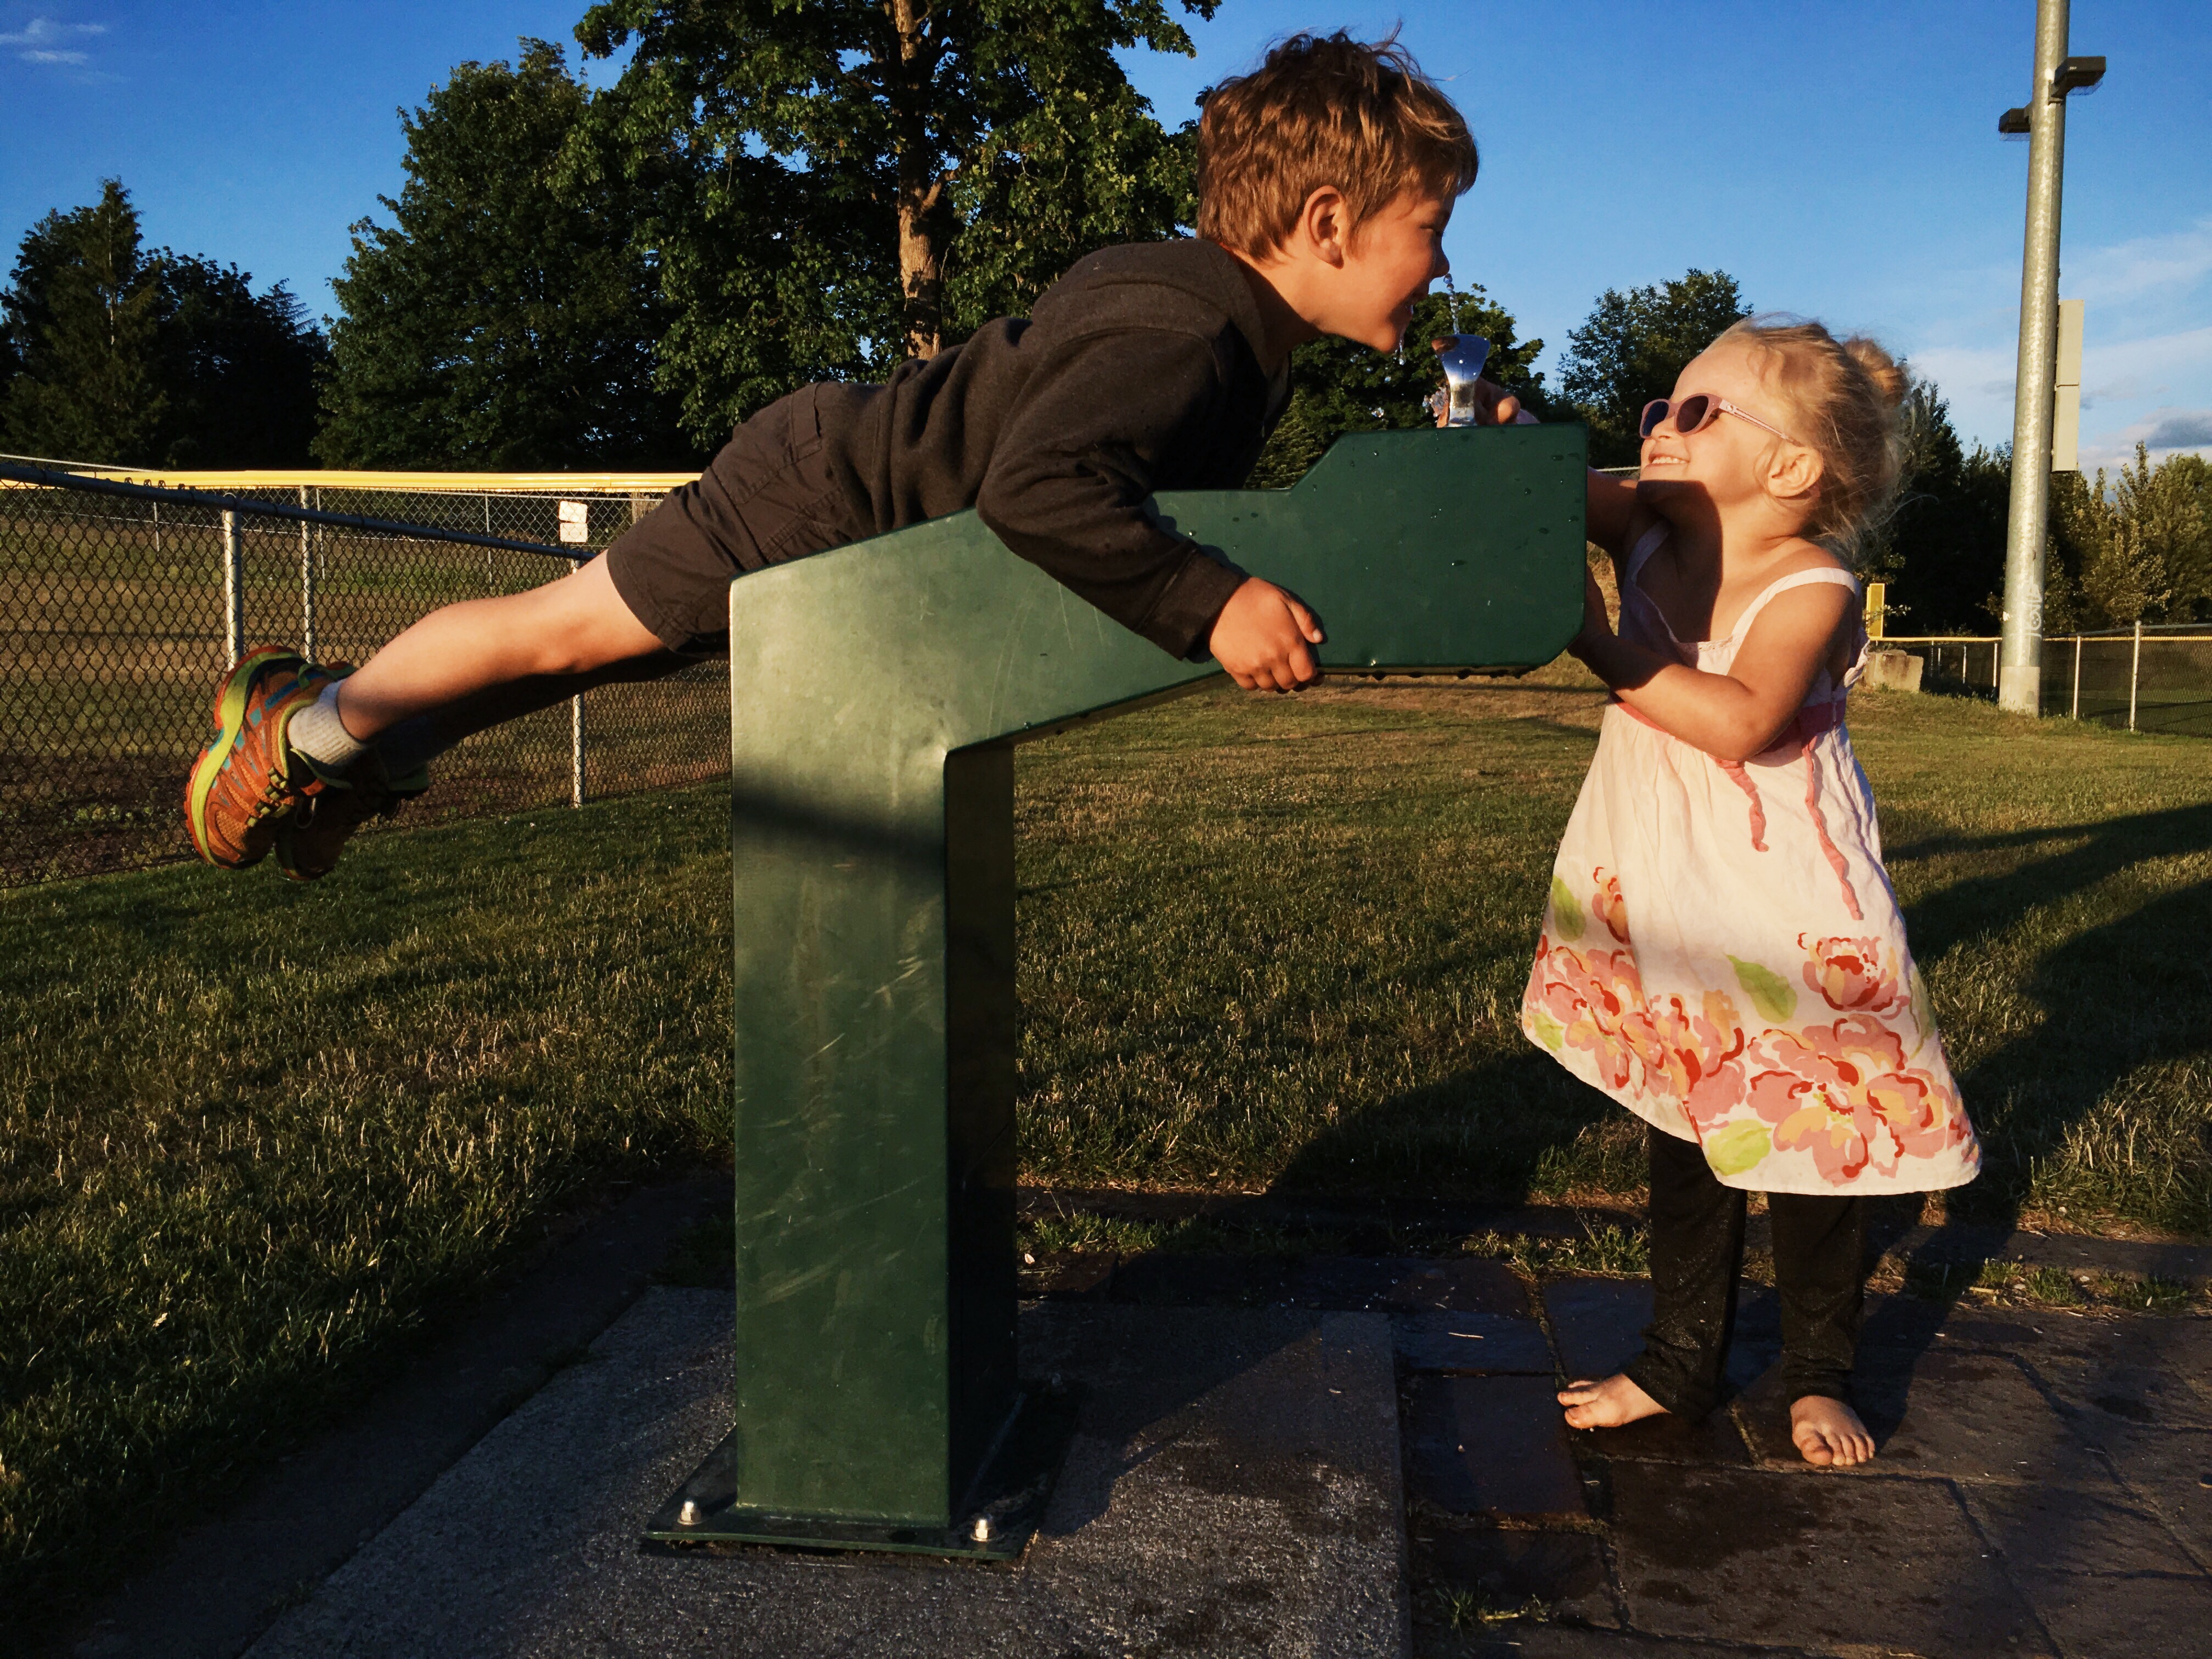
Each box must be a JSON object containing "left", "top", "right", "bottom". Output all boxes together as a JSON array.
[{"left": 287, "top": 681, "right": 369, "bottom": 769}]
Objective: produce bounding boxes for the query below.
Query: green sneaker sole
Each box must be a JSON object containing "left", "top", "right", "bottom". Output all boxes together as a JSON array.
[{"left": 184, "top": 644, "right": 303, "bottom": 866}]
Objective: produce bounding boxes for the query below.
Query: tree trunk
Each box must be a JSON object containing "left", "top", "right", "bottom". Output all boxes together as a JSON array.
[{"left": 890, "top": 0, "right": 945, "bottom": 359}]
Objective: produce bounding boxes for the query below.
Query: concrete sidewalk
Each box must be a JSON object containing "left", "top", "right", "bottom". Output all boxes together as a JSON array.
[
  {"left": 241, "top": 1294, "right": 1411, "bottom": 1659},
  {"left": 81, "top": 1239, "right": 2212, "bottom": 1658},
  {"left": 1073, "top": 1251, "right": 2212, "bottom": 1655}
]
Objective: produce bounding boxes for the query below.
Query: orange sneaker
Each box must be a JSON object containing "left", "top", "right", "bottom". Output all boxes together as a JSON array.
[{"left": 183, "top": 646, "right": 345, "bottom": 870}]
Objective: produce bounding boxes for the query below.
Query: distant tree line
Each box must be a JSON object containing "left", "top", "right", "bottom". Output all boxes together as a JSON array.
[
  {"left": 4, "top": 16, "right": 2201, "bottom": 632},
  {"left": 0, "top": 179, "right": 324, "bottom": 467},
  {"left": 1543, "top": 268, "right": 2211, "bottom": 631}
]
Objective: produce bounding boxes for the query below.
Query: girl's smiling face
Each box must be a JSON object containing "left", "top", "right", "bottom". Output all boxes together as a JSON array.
[{"left": 1639, "top": 338, "right": 1818, "bottom": 519}]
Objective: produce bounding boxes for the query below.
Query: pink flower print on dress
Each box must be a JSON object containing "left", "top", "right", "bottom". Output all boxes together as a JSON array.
[
  {"left": 1531, "top": 939, "right": 1646, "bottom": 1091},
  {"left": 1592, "top": 867, "right": 1630, "bottom": 944},
  {"left": 1633, "top": 991, "right": 1749, "bottom": 1131},
  {"left": 1799, "top": 934, "right": 1904, "bottom": 1015},
  {"left": 1746, "top": 1015, "right": 1957, "bottom": 1185}
]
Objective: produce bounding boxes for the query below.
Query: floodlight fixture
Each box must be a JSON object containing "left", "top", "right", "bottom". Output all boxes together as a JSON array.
[
  {"left": 1998, "top": 107, "right": 2030, "bottom": 135},
  {"left": 2052, "top": 56, "right": 2106, "bottom": 96}
]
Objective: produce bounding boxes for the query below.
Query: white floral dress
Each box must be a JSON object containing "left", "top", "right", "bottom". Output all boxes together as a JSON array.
[{"left": 1520, "top": 524, "right": 1979, "bottom": 1195}]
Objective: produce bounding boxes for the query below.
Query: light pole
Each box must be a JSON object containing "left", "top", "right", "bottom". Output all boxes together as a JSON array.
[{"left": 1996, "top": 0, "right": 2104, "bottom": 716}]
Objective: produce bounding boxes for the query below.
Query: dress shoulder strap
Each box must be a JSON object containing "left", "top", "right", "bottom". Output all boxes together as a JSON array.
[{"left": 1729, "top": 566, "right": 1860, "bottom": 642}]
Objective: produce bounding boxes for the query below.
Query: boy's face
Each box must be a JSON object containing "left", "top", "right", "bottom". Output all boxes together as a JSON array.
[{"left": 1328, "top": 191, "right": 1454, "bottom": 353}]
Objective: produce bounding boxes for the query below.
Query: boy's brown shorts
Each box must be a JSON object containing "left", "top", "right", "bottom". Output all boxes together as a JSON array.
[{"left": 604, "top": 385, "right": 874, "bottom": 657}]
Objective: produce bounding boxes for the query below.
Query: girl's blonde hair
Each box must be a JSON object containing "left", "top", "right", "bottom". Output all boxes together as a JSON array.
[{"left": 1720, "top": 315, "right": 1910, "bottom": 565}]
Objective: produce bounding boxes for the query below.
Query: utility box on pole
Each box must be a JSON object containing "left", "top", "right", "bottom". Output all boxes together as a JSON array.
[{"left": 2051, "top": 299, "right": 2085, "bottom": 474}]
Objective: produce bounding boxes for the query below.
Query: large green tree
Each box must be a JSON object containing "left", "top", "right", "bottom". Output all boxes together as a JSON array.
[
  {"left": 1250, "top": 286, "right": 1554, "bottom": 488},
  {"left": 1558, "top": 269, "right": 1751, "bottom": 467},
  {"left": 574, "top": 0, "right": 1212, "bottom": 445},
  {"left": 2, "top": 179, "right": 166, "bottom": 462},
  {"left": 149, "top": 257, "right": 326, "bottom": 467},
  {"left": 316, "top": 40, "right": 691, "bottom": 469},
  {"left": 2049, "top": 443, "right": 2212, "bottom": 628},
  {"left": 1876, "top": 380, "right": 2012, "bottom": 633},
  {"left": 3, "top": 179, "right": 326, "bottom": 466}
]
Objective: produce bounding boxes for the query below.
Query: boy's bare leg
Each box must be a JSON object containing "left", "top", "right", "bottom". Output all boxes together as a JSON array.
[
  {"left": 420, "top": 652, "right": 692, "bottom": 751},
  {"left": 1558, "top": 1373, "right": 1667, "bottom": 1430},
  {"left": 1790, "top": 1397, "right": 1875, "bottom": 1467},
  {"left": 331, "top": 554, "right": 669, "bottom": 740}
]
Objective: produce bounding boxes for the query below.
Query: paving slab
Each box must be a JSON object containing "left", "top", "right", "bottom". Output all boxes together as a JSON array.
[
  {"left": 245, "top": 1290, "right": 1409, "bottom": 1659},
  {"left": 1108, "top": 1250, "right": 1293, "bottom": 1307},
  {"left": 1961, "top": 1483, "right": 2201, "bottom": 1576},
  {"left": 1571, "top": 1402, "right": 1751, "bottom": 1471},
  {"left": 1605, "top": 1463, "right": 2055, "bottom": 1654},
  {"left": 2017, "top": 1568, "right": 2212, "bottom": 1659},
  {"left": 1412, "top": 1527, "right": 1616, "bottom": 1627},
  {"left": 1451, "top": 1631, "right": 1760, "bottom": 1658},
  {"left": 1406, "top": 1376, "right": 1587, "bottom": 1522},
  {"left": 1734, "top": 1346, "right": 2110, "bottom": 1483},
  {"left": 2080, "top": 1422, "right": 2212, "bottom": 1561},
  {"left": 2013, "top": 1316, "right": 2212, "bottom": 1432},
  {"left": 1279, "top": 1257, "right": 1531, "bottom": 1317},
  {"left": 1395, "top": 1312, "right": 1554, "bottom": 1375}
]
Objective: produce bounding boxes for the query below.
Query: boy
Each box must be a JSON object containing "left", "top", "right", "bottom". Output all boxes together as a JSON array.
[{"left": 187, "top": 32, "right": 1519, "bottom": 879}]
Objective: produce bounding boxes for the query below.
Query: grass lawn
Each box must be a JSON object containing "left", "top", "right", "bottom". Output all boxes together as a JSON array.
[
  {"left": 1018, "top": 672, "right": 2212, "bottom": 1236},
  {"left": 4, "top": 670, "right": 2209, "bottom": 1632}
]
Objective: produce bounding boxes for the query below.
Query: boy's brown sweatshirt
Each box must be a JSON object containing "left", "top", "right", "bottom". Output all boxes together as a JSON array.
[{"left": 817, "top": 238, "right": 1289, "bottom": 660}]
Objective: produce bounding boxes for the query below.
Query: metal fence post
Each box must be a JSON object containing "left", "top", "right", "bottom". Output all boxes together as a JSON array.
[
  {"left": 2129, "top": 620, "right": 2142, "bottom": 732},
  {"left": 2071, "top": 633, "right": 2082, "bottom": 719},
  {"left": 222, "top": 509, "right": 244, "bottom": 667},
  {"left": 572, "top": 692, "right": 586, "bottom": 808},
  {"left": 299, "top": 486, "right": 317, "bottom": 663}
]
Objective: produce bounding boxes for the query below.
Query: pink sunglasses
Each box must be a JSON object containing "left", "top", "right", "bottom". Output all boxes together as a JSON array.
[{"left": 1640, "top": 393, "right": 1801, "bottom": 446}]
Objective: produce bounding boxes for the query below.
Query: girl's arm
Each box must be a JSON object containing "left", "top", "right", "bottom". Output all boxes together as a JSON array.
[
  {"left": 1584, "top": 470, "right": 1638, "bottom": 557},
  {"left": 1571, "top": 580, "right": 1854, "bottom": 761}
]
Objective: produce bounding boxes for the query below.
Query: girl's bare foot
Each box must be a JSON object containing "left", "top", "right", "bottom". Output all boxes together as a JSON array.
[
  {"left": 1558, "top": 1373, "right": 1667, "bottom": 1430},
  {"left": 1791, "top": 1396, "right": 1875, "bottom": 1467}
]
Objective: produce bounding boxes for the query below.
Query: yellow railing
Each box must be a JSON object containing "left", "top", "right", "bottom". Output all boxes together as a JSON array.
[{"left": 20, "top": 466, "right": 704, "bottom": 494}]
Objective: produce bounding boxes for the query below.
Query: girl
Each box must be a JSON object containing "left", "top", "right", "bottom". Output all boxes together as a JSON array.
[{"left": 1522, "top": 318, "right": 1978, "bottom": 1466}]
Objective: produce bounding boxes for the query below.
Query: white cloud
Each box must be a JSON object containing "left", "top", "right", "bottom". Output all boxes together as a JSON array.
[
  {"left": 1906, "top": 323, "right": 2212, "bottom": 461},
  {"left": 2066, "top": 219, "right": 2212, "bottom": 307},
  {"left": 3, "top": 16, "right": 106, "bottom": 65},
  {"left": 0, "top": 17, "right": 106, "bottom": 46}
]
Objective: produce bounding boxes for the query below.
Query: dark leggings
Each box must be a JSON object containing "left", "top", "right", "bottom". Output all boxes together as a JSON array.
[{"left": 1622, "top": 1124, "right": 1863, "bottom": 1418}]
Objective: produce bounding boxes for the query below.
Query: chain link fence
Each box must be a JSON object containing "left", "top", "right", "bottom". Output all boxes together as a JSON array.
[
  {"left": 1886, "top": 628, "right": 2212, "bottom": 736},
  {"left": 1, "top": 462, "right": 726, "bottom": 887}
]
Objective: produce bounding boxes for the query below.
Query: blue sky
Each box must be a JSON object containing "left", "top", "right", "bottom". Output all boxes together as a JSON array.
[{"left": 3, "top": 1, "right": 2206, "bottom": 470}]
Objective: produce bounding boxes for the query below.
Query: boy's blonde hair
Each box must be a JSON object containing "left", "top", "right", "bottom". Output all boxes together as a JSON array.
[
  {"left": 1724, "top": 316, "right": 1910, "bottom": 564},
  {"left": 1197, "top": 32, "right": 1478, "bottom": 256}
]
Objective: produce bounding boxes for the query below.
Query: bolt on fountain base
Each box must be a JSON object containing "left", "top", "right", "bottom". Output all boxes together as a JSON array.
[{"left": 642, "top": 1384, "right": 1079, "bottom": 1562}]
